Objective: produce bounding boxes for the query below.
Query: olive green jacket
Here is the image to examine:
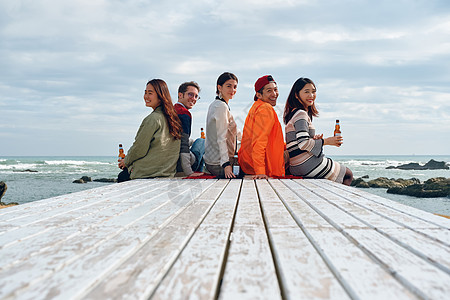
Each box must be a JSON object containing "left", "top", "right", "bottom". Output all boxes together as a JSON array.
[{"left": 124, "top": 106, "right": 180, "bottom": 179}]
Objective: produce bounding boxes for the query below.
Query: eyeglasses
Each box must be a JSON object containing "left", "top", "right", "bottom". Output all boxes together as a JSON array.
[{"left": 186, "top": 92, "right": 200, "bottom": 100}]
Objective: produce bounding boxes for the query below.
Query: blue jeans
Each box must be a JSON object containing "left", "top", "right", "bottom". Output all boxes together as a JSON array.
[{"left": 190, "top": 138, "right": 205, "bottom": 172}]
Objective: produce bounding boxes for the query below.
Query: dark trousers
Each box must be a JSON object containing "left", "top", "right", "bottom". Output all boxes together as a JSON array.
[{"left": 117, "top": 167, "right": 130, "bottom": 183}]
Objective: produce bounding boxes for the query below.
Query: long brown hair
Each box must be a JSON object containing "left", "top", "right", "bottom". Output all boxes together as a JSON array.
[
  {"left": 283, "top": 77, "right": 319, "bottom": 124},
  {"left": 147, "top": 79, "right": 182, "bottom": 139}
]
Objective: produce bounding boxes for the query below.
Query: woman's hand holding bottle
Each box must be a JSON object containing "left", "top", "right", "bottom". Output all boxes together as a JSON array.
[
  {"left": 118, "top": 159, "right": 126, "bottom": 169},
  {"left": 224, "top": 165, "right": 236, "bottom": 178},
  {"left": 324, "top": 135, "right": 343, "bottom": 147}
]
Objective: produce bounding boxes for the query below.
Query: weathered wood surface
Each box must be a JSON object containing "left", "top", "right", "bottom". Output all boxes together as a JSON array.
[{"left": 0, "top": 178, "right": 449, "bottom": 300}]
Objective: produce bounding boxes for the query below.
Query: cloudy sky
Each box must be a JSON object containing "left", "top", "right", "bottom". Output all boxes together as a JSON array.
[{"left": 1, "top": 0, "right": 449, "bottom": 156}]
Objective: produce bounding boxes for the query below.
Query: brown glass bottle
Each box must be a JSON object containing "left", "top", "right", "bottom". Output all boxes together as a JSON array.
[
  {"left": 118, "top": 144, "right": 126, "bottom": 159},
  {"left": 334, "top": 120, "right": 341, "bottom": 137},
  {"left": 200, "top": 128, "right": 206, "bottom": 139}
]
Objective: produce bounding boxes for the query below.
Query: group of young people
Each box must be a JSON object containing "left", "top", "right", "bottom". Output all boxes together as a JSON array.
[{"left": 117, "top": 73, "right": 353, "bottom": 186}]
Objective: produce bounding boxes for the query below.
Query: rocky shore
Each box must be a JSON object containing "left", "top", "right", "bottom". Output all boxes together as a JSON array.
[
  {"left": 386, "top": 159, "right": 448, "bottom": 170},
  {"left": 73, "top": 176, "right": 117, "bottom": 184},
  {"left": 351, "top": 176, "right": 449, "bottom": 198}
]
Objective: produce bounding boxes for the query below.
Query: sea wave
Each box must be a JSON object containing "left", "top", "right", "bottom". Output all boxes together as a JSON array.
[
  {"left": 340, "top": 159, "right": 416, "bottom": 167},
  {"left": 0, "top": 163, "right": 39, "bottom": 170},
  {"left": 44, "top": 160, "right": 111, "bottom": 166},
  {"left": 0, "top": 158, "right": 115, "bottom": 175},
  {"left": 0, "top": 159, "right": 22, "bottom": 165}
]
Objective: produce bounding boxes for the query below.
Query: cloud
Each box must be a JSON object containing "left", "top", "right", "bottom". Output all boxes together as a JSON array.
[
  {"left": 271, "top": 27, "right": 406, "bottom": 44},
  {"left": 1, "top": 0, "right": 449, "bottom": 155}
]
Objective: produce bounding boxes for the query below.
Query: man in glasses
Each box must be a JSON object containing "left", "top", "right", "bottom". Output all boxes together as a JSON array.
[
  {"left": 174, "top": 81, "right": 205, "bottom": 177},
  {"left": 238, "top": 75, "right": 286, "bottom": 179}
]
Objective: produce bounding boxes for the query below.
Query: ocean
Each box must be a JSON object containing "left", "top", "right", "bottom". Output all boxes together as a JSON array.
[{"left": 1, "top": 155, "right": 449, "bottom": 215}]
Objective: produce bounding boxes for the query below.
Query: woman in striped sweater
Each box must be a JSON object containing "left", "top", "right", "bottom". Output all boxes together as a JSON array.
[{"left": 283, "top": 78, "right": 353, "bottom": 185}]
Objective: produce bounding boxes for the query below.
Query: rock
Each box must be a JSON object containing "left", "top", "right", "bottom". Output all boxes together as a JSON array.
[
  {"left": 423, "top": 159, "right": 449, "bottom": 170},
  {"left": 423, "top": 177, "right": 450, "bottom": 193},
  {"left": 396, "top": 162, "right": 425, "bottom": 170},
  {"left": 81, "top": 176, "right": 92, "bottom": 182},
  {"left": 388, "top": 185, "right": 446, "bottom": 197},
  {"left": 0, "top": 181, "right": 7, "bottom": 201},
  {"left": 367, "top": 177, "right": 420, "bottom": 189},
  {"left": 387, "top": 177, "right": 450, "bottom": 198},
  {"left": 351, "top": 178, "right": 370, "bottom": 188},
  {"left": 93, "top": 178, "right": 117, "bottom": 183},
  {"left": 386, "top": 159, "right": 448, "bottom": 170},
  {"left": 361, "top": 175, "right": 369, "bottom": 179},
  {"left": 367, "top": 177, "right": 401, "bottom": 188},
  {"left": 73, "top": 176, "right": 92, "bottom": 184},
  {"left": 394, "top": 178, "right": 421, "bottom": 186},
  {"left": 350, "top": 178, "right": 361, "bottom": 186}
]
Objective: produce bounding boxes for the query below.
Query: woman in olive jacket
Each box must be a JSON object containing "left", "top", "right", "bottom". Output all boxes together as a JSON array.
[{"left": 118, "top": 79, "right": 182, "bottom": 181}]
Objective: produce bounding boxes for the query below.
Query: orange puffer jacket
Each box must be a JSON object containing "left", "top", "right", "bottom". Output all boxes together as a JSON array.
[{"left": 238, "top": 100, "right": 285, "bottom": 177}]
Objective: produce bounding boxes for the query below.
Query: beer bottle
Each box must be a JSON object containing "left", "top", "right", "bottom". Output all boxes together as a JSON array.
[
  {"left": 118, "top": 144, "right": 126, "bottom": 159},
  {"left": 200, "top": 128, "right": 206, "bottom": 139},
  {"left": 334, "top": 120, "right": 341, "bottom": 137},
  {"left": 232, "top": 154, "right": 240, "bottom": 176}
]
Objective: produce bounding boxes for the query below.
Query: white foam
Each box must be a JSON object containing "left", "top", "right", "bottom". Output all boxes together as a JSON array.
[
  {"left": 44, "top": 160, "right": 109, "bottom": 166},
  {"left": 0, "top": 163, "right": 38, "bottom": 170},
  {"left": 342, "top": 159, "right": 420, "bottom": 168},
  {"left": 343, "top": 160, "right": 387, "bottom": 167}
]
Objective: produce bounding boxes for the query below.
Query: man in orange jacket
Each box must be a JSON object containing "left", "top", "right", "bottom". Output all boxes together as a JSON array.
[{"left": 238, "top": 75, "right": 286, "bottom": 179}]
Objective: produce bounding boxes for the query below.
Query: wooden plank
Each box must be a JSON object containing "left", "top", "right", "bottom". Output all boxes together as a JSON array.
[
  {"left": 0, "top": 180, "right": 197, "bottom": 270},
  {"left": 150, "top": 179, "right": 241, "bottom": 300},
  {"left": 81, "top": 179, "right": 230, "bottom": 300},
  {"left": 322, "top": 179, "right": 450, "bottom": 251},
  {"left": 301, "top": 179, "right": 450, "bottom": 272},
  {"left": 0, "top": 180, "right": 149, "bottom": 223},
  {"left": 0, "top": 179, "right": 200, "bottom": 298},
  {"left": 346, "top": 228, "right": 450, "bottom": 299},
  {"left": 284, "top": 180, "right": 369, "bottom": 229},
  {"left": 218, "top": 179, "right": 281, "bottom": 300},
  {"left": 280, "top": 179, "right": 417, "bottom": 299},
  {"left": 318, "top": 179, "right": 450, "bottom": 229},
  {"left": 0, "top": 179, "right": 184, "bottom": 252},
  {"left": 0, "top": 179, "right": 216, "bottom": 299},
  {"left": 310, "top": 179, "right": 450, "bottom": 233},
  {"left": 0, "top": 180, "right": 156, "bottom": 238},
  {"left": 266, "top": 180, "right": 334, "bottom": 229},
  {"left": 294, "top": 180, "right": 402, "bottom": 230},
  {"left": 256, "top": 180, "right": 351, "bottom": 300}
]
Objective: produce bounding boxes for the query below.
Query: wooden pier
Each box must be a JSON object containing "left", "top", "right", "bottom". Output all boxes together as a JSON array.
[{"left": 0, "top": 178, "right": 449, "bottom": 299}]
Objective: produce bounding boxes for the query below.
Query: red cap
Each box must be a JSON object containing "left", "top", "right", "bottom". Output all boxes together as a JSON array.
[{"left": 254, "top": 75, "right": 276, "bottom": 101}]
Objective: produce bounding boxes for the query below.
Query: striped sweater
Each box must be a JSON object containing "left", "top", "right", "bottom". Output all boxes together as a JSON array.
[{"left": 285, "top": 109, "right": 345, "bottom": 183}]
